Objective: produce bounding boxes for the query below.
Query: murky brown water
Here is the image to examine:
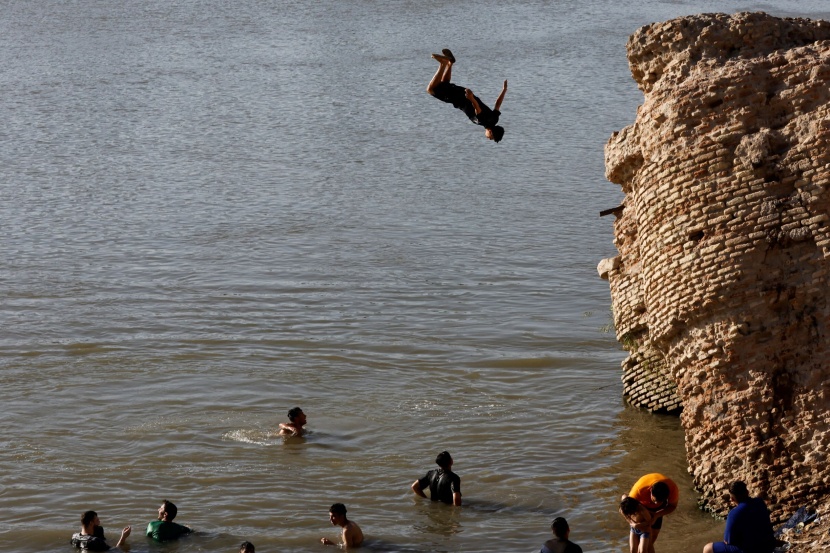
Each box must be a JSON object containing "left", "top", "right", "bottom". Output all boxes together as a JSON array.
[{"left": 2, "top": 0, "right": 826, "bottom": 551}]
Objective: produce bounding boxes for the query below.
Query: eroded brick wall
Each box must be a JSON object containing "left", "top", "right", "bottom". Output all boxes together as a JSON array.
[{"left": 599, "top": 12, "right": 830, "bottom": 517}]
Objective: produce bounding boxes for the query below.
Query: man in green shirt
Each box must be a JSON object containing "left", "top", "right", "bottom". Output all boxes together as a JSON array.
[{"left": 146, "top": 500, "right": 192, "bottom": 542}]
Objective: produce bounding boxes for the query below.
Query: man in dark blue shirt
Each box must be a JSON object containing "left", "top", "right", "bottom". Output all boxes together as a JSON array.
[
  {"left": 703, "top": 481, "right": 775, "bottom": 553},
  {"left": 426, "top": 49, "right": 507, "bottom": 143}
]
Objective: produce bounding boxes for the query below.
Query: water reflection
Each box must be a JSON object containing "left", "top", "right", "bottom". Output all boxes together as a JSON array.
[{"left": 412, "top": 501, "right": 463, "bottom": 537}]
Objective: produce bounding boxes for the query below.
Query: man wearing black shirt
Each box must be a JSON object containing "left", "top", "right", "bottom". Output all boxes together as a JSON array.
[
  {"left": 427, "top": 49, "right": 507, "bottom": 142},
  {"left": 411, "top": 450, "right": 462, "bottom": 506}
]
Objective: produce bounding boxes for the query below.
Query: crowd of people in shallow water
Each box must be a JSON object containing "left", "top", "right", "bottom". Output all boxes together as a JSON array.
[{"left": 70, "top": 407, "right": 780, "bottom": 553}]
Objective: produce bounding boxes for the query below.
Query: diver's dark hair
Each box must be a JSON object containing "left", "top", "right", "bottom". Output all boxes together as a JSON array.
[
  {"left": 651, "top": 481, "right": 670, "bottom": 502},
  {"left": 729, "top": 481, "right": 749, "bottom": 501},
  {"left": 81, "top": 511, "right": 98, "bottom": 527},
  {"left": 240, "top": 541, "right": 256, "bottom": 553},
  {"left": 551, "top": 517, "right": 569, "bottom": 538},
  {"left": 161, "top": 499, "right": 178, "bottom": 521},
  {"left": 287, "top": 407, "right": 303, "bottom": 422},
  {"left": 330, "top": 503, "right": 347, "bottom": 516},
  {"left": 490, "top": 125, "right": 505, "bottom": 143},
  {"left": 435, "top": 451, "right": 453, "bottom": 469},
  {"left": 619, "top": 497, "right": 642, "bottom": 515}
]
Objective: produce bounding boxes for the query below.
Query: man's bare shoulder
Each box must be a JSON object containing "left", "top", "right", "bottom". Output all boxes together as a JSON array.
[
  {"left": 278, "top": 423, "right": 305, "bottom": 435},
  {"left": 344, "top": 521, "right": 364, "bottom": 547}
]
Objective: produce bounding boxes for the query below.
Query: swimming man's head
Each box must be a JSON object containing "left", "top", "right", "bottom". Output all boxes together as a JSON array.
[
  {"left": 551, "top": 517, "right": 569, "bottom": 539},
  {"left": 287, "top": 407, "right": 306, "bottom": 425},
  {"left": 435, "top": 451, "right": 453, "bottom": 469}
]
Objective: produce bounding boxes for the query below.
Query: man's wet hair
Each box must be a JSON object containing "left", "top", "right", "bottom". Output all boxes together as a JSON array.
[
  {"left": 435, "top": 451, "right": 453, "bottom": 469},
  {"left": 651, "top": 481, "right": 670, "bottom": 502},
  {"left": 330, "top": 503, "right": 347, "bottom": 516},
  {"left": 162, "top": 499, "right": 178, "bottom": 521},
  {"left": 729, "top": 481, "right": 749, "bottom": 501},
  {"left": 551, "top": 517, "right": 569, "bottom": 538},
  {"left": 490, "top": 125, "right": 505, "bottom": 143},
  {"left": 287, "top": 407, "right": 303, "bottom": 422},
  {"left": 240, "top": 541, "right": 256, "bottom": 553},
  {"left": 619, "top": 496, "right": 642, "bottom": 515},
  {"left": 81, "top": 510, "right": 98, "bottom": 527}
]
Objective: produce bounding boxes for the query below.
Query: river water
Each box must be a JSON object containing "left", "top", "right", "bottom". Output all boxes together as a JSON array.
[{"left": 1, "top": 0, "right": 827, "bottom": 552}]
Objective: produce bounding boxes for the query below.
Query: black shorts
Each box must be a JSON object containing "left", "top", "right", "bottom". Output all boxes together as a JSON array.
[
  {"left": 651, "top": 516, "right": 664, "bottom": 530},
  {"left": 431, "top": 81, "right": 470, "bottom": 111}
]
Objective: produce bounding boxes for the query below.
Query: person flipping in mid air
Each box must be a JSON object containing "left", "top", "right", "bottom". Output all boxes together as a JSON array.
[{"left": 426, "top": 48, "right": 507, "bottom": 142}]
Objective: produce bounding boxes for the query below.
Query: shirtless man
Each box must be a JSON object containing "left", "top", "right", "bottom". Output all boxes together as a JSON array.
[
  {"left": 426, "top": 48, "right": 507, "bottom": 142},
  {"left": 278, "top": 406, "right": 307, "bottom": 436},
  {"left": 321, "top": 503, "right": 364, "bottom": 548},
  {"left": 619, "top": 497, "right": 654, "bottom": 553}
]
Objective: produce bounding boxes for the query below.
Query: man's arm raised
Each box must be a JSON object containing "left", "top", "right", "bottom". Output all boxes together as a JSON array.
[{"left": 494, "top": 80, "right": 507, "bottom": 111}]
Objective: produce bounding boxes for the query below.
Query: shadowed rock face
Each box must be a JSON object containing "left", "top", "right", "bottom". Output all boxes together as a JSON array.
[{"left": 600, "top": 11, "right": 830, "bottom": 517}]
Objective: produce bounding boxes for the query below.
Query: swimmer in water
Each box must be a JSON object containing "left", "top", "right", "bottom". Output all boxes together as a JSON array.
[
  {"left": 279, "top": 406, "right": 307, "bottom": 436},
  {"left": 321, "top": 503, "right": 364, "bottom": 548},
  {"left": 71, "top": 510, "right": 131, "bottom": 551},
  {"left": 426, "top": 48, "right": 507, "bottom": 142}
]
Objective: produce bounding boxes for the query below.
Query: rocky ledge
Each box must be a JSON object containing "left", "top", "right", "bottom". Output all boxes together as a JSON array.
[{"left": 599, "top": 11, "right": 830, "bottom": 531}]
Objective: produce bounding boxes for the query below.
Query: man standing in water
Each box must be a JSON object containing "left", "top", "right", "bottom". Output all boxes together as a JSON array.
[
  {"left": 411, "top": 450, "right": 462, "bottom": 506},
  {"left": 623, "top": 473, "right": 679, "bottom": 553},
  {"left": 426, "top": 48, "right": 507, "bottom": 142},
  {"left": 540, "top": 517, "right": 583, "bottom": 553},
  {"left": 279, "top": 406, "right": 307, "bottom": 436},
  {"left": 146, "top": 500, "right": 192, "bottom": 542},
  {"left": 321, "top": 503, "right": 364, "bottom": 548},
  {"left": 71, "top": 510, "right": 131, "bottom": 550}
]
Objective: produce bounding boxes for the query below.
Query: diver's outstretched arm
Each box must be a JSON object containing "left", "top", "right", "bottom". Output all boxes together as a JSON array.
[{"left": 494, "top": 79, "right": 507, "bottom": 111}]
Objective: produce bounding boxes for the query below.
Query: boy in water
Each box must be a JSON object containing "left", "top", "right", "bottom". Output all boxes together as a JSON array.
[
  {"left": 321, "top": 503, "right": 364, "bottom": 548},
  {"left": 426, "top": 48, "right": 507, "bottom": 142},
  {"left": 619, "top": 497, "right": 653, "bottom": 553},
  {"left": 279, "top": 406, "right": 307, "bottom": 436}
]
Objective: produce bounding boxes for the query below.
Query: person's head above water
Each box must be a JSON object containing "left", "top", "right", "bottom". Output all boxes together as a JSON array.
[
  {"left": 485, "top": 125, "right": 504, "bottom": 143},
  {"left": 81, "top": 511, "right": 99, "bottom": 529},
  {"left": 435, "top": 451, "right": 453, "bottom": 469},
  {"left": 329, "top": 503, "right": 348, "bottom": 526},
  {"left": 240, "top": 541, "right": 255, "bottom": 553},
  {"left": 287, "top": 407, "right": 306, "bottom": 424},
  {"left": 551, "top": 517, "right": 570, "bottom": 539},
  {"left": 158, "top": 500, "right": 178, "bottom": 522}
]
